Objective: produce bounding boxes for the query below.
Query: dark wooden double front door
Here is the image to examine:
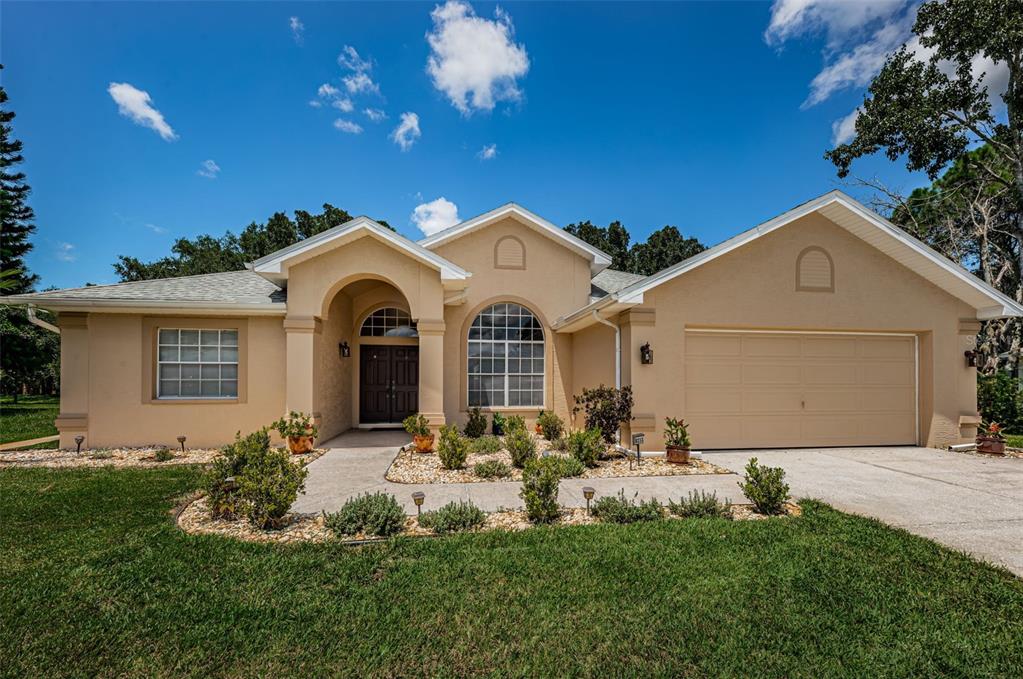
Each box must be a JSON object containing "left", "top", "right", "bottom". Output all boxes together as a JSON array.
[{"left": 360, "top": 345, "right": 419, "bottom": 423}]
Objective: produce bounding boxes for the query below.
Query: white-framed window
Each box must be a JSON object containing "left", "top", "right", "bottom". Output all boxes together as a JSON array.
[
  {"left": 157, "top": 329, "right": 239, "bottom": 399},
  {"left": 360, "top": 307, "right": 418, "bottom": 337},
  {"left": 468, "top": 303, "right": 544, "bottom": 407}
]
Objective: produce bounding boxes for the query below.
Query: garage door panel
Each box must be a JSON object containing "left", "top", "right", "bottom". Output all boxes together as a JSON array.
[{"left": 684, "top": 331, "right": 916, "bottom": 448}]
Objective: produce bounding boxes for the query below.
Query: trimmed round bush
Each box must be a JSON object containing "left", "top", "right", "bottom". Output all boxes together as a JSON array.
[
  {"left": 550, "top": 454, "right": 585, "bottom": 478},
  {"left": 591, "top": 490, "right": 663, "bottom": 524},
  {"left": 520, "top": 457, "right": 561, "bottom": 524},
  {"left": 470, "top": 435, "right": 502, "bottom": 455},
  {"left": 437, "top": 424, "right": 469, "bottom": 470},
  {"left": 566, "top": 428, "right": 603, "bottom": 468},
  {"left": 506, "top": 429, "right": 536, "bottom": 468},
  {"left": 238, "top": 443, "right": 309, "bottom": 530},
  {"left": 738, "top": 457, "right": 790, "bottom": 515},
  {"left": 419, "top": 500, "right": 486, "bottom": 534},
  {"left": 474, "top": 459, "right": 512, "bottom": 479},
  {"left": 325, "top": 492, "right": 406, "bottom": 537},
  {"left": 536, "top": 410, "right": 565, "bottom": 440},
  {"left": 463, "top": 407, "right": 488, "bottom": 439},
  {"left": 668, "top": 490, "right": 732, "bottom": 519}
]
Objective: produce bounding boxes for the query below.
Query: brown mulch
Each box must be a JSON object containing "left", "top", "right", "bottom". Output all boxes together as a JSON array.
[{"left": 0, "top": 446, "right": 326, "bottom": 469}]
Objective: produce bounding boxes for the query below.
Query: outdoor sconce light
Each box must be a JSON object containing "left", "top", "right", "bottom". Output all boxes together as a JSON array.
[
  {"left": 582, "top": 487, "right": 595, "bottom": 515},
  {"left": 640, "top": 342, "right": 653, "bottom": 365},
  {"left": 74, "top": 435, "right": 84, "bottom": 453},
  {"left": 964, "top": 349, "right": 978, "bottom": 367},
  {"left": 177, "top": 435, "right": 187, "bottom": 453},
  {"left": 339, "top": 341, "right": 351, "bottom": 358},
  {"left": 412, "top": 491, "right": 425, "bottom": 516}
]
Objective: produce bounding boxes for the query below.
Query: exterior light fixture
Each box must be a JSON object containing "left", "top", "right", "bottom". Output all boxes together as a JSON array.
[
  {"left": 582, "top": 486, "right": 595, "bottom": 515},
  {"left": 964, "top": 349, "right": 978, "bottom": 367},
  {"left": 412, "top": 491, "right": 425, "bottom": 515},
  {"left": 74, "top": 435, "right": 85, "bottom": 453},
  {"left": 640, "top": 342, "right": 653, "bottom": 365},
  {"left": 339, "top": 341, "right": 351, "bottom": 358},
  {"left": 177, "top": 435, "right": 187, "bottom": 453}
]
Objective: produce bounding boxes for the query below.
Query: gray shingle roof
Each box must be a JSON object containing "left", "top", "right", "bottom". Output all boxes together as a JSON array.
[
  {"left": 11, "top": 270, "right": 285, "bottom": 305},
  {"left": 590, "top": 269, "right": 645, "bottom": 298}
]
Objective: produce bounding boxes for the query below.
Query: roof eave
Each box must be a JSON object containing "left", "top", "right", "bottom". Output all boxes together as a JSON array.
[{"left": 3, "top": 296, "right": 287, "bottom": 316}]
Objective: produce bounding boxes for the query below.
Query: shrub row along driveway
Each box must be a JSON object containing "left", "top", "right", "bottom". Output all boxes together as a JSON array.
[{"left": 296, "top": 433, "right": 1023, "bottom": 575}]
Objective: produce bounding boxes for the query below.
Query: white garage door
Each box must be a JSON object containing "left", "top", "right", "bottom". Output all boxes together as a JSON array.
[{"left": 684, "top": 330, "right": 917, "bottom": 449}]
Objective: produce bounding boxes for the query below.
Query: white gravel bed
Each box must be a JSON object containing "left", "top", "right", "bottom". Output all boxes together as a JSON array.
[{"left": 1, "top": 446, "right": 326, "bottom": 469}]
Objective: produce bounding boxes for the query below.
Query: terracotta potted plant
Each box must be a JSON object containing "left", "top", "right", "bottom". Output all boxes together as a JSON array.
[
  {"left": 534, "top": 410, "right": 545, "bottom": 435},
  {"left": 272, "top": 411, "right": 318, "bottom": 455},
  {"left": 664, "top": 417, "right": 692, "bottom": 465},
  {"left": 976, "top": 421, "right": 1006, "bottom": 456},
  {"left": 403, "top": 413, "right": 434, "bottom": 453}
]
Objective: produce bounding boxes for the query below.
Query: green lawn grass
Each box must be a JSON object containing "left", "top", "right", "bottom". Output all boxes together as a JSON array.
[
  {"left": 2, "top": 467, "right": 1022, "bottom": 677},
  {"left": 0, "top": 394, "right": 59, "bottom": 445},
  {"left": 1004, "top": 434, "right": 1023, "bottom": 448}
]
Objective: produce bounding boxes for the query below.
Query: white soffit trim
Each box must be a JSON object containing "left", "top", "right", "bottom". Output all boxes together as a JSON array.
[
  {"left": 611, "top": 190, "right": 1023, "bottom": 319},
  {"left": 418, "top": 203, "right": 613, "bottom": 275},
  {"left": 249, "top": 216, "right": 471, "bottom": 283}
]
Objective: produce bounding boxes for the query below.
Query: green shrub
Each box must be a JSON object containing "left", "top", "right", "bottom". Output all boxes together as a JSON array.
[
  {"left": 978, "top": 372, "right": 1023, "bottom": 432},
  {"left": 418, "top": 500, "right": 486, "bottom": 534},
  {"left": 536, "top": 410, "right": 565, "bottom": 440},
  {"left": 463, "top": 407, "right": 488, "bottom": 438},
  {"left": 203, "top": 429, "right": 269, "bottom": 520},
  {"left": 89, "top": 449, "right": 113, "bottom": 460},
  {"left": 154, "top": 447, "right": 174, "bottom": 462},
  {"left": 437, "top": 424, "right": 469, "bottom": 470},
  {"left": 549, "top": 436, "right": 568, "bottom": 452},
  {"left": 491, "top": 412, "right": 507, "bottom": 435},
  {"left": 591, "top": 490, "right": 663, "bottom": 524},
  {"left": 573, "top": 385, "right": 634, "bottom": 443},
  {"left": 738, "top": 457, "right": 790, "bottom": 515},
  {"left": 505, "top": 414, "right": 527, "bottom": 436},
  {"left": 271, "top": 410, "right": 319, "bottom": 441},
  {"left": 506, "top": 429, "right": 536, "bottom": 468},
  {"left": 470, "top": 434, "right": 503, "bottom": 454},
  {"left": 402, "top": 413, "right": 431, "bottom": 437},
  {"left": 565, "top": 428, "right": 603, "bottom": 467},
  {"left": 520, "top": 457, "right": 561, "bottom": 523},
  {"left": 668, "top": 490, "right": 732, "bottom": 519},
  {"left": 238, "top": 442, "right": 309, "bottom": 529},
  {"left": 474, "top": 459, "right": 512, "bottom": 479},
  {"left": 550, "top": 454, "right": 585, "bottom": 478},
  {"left": 663, "top": 417, "right": 692, "bottom": 448},
  {"left": 325, "top": 492, "right": 406, "bottom": 537}
]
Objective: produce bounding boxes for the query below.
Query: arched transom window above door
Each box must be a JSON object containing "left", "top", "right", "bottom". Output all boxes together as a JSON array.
[
  {"left": 468, "top": 303, "right": 544, "bottom": 407},
  {"left": 360, "top": 307, "right": 418, "bottom": 337}
]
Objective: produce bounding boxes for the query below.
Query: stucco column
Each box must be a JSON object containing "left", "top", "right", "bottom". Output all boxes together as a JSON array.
[
  {"left": 620, "top": 309, "right": 658, "bottom": 446},
  {"left": 957, "top": 319, "right": 982, "bottom": 444},
  {"left": 284, "top": 316, "right": 322, "bottom": 426},
  {"left": 55, "top": 312, "right": 89, "bottom": 449},
  {"left": 417, "top": 319, "right": 446, "bottom": 433}
]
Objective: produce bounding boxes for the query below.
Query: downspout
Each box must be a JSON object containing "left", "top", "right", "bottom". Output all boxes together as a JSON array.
[
  {"left": 27, "top": 305, "right": 60, "bottom": 334},
  {"left": 591, "top": 309, "right": 620, "bottom": 389}
]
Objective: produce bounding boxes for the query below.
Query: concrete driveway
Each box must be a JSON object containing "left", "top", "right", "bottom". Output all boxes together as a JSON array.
[{"left": 294, "top": 433, "right": 1023, "bottom": 575}]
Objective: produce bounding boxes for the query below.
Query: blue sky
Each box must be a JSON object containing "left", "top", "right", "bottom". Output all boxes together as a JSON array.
[{"left": 3, "top": 1, "right": 931, "bottom": 290}]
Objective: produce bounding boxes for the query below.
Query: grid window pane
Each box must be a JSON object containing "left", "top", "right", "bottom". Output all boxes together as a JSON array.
[
  {"left": 359, "top": 307, "right": 418, "bottom": 337},
  {"left": 467, "top": 303, "right": 544, "bottom": 407},
  {"left": 157, "top": 328, "right": 239, "bottom": 399}
]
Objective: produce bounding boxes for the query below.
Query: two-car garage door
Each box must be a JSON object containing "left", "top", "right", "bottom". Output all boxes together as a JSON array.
[{"left": 684, "top": 330, "right": 917, "bottom": 449}]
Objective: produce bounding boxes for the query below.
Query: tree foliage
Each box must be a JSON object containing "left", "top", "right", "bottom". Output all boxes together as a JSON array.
[
  {"left": 564, "top": 220, "right": 705, "bottom": 276},
  {"left": 115, "top": 204, "right": 394, "bottom": 281}
]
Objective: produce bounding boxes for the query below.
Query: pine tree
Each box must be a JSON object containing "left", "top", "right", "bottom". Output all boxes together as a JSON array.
[{"left": 1, "top": 70, "right": 38, "bottom": 294}]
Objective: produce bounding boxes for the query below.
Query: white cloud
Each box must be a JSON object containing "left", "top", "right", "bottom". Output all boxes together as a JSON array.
[
  {"left": 313, "top": 83, "right": 355, "bottom": 112},
  {"left": 765, "top": 0, "right": 906, "bottom": 47},
  {"left": 145, "top": 223, "right": 168, "bottom": 235},
  {"left": 336, "top": 45, "right": 380, "bottom": 95},
  {"left": 338, "top": 45, "right": 372, "bottom": 73},
  {"left": 411, "top": 197, "right": 459, "bottom": 236},
  {"left": 426, "top": 0, "right": 530, "bottom": 114},
  {"left": 55, "top": 242, "right": 77, "bottom": 262},
  {"left": 333, "top": 118, "right": 364, "bottom": 134},
  {"left": 390, "top": 112, "right": 421, "bottom": 151},
  {"left": 831, "top": 107, "right": 860, "bottom": 145},
  {"left": 308, "top": 99, "right": 323, "bottom": 108},
  {"left": 289, "top": 16, "right": 304, "bottom": 45},
  {"left": 364, "top": 108, "right": 387, "bottom": 122},
  {"left": 107, "top": 82, "right": 177, "bottom": 141},
  {"left": 318, "top": 83, "right": 341, "bottom": 98},
  {"left": 343, "top": 72, "right": 379, "bottom": 95},
  {"left": 331, "top": 98, "right": 355, "bottom": 112},
  {"left": 197, "top": 159, "right": 220, "bottom": 179},
  {"left": 477, "top": 143, "right": 497, "bottom": 160}
]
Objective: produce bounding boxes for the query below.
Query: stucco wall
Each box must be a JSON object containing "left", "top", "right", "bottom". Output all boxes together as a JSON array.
[
  {"left": 62, "top": 313, "right": 286, "bottom": 449},
  {"left": 317, "top": 291, "right": 353, "bottom": 441},
  {"left": 619, "top": 212, "right": 977, "bottom": 450},
  {"left": 432, "top": 217, "right": 593, "bottom": 428}
]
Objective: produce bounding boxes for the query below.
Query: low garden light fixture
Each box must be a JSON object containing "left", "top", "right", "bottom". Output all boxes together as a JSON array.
[
  {"left": 964, "top": 349, "right": 978, "bottom": 367},
  {"left": 74, "top": 435, "right": 84, "bottom": 453},
  {"left": 176, "top": 435, "right": 187, "bottom": 453},
  {"left": 640, "top": 342, "right": 654, "bottom": 365},
  {"left": 582, "top": 486, "right": 595, "bottom": 515},
  {"left": 412, "top": 491, "right": 425, "bottom": 515}
]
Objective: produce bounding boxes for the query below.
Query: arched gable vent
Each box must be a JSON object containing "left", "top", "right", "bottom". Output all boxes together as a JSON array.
[
  {"left": 494, "top": 236, "right": 526, "bottom": 270},
  {"left": 796, "top": 246, "right": 834, "bottom": 292}
]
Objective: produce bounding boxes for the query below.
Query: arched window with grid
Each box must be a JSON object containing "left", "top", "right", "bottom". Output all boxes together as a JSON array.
[{"left": 467, "top": 303, "right": 544, "bottom": 407}]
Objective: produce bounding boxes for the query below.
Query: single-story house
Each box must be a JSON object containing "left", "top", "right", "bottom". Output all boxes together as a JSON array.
[{"left": 9, "top": 190, "right": 1021, "bottom": 451}]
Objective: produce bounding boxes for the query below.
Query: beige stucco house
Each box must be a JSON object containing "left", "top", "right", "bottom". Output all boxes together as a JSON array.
[{"left": 10, "top": 190, "right": 1023, "bottom": 451}]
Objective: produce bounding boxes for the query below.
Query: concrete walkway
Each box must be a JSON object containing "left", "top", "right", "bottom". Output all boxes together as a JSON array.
[{"left": 294, "top": 431, "right": 1023, "bottom": 575}]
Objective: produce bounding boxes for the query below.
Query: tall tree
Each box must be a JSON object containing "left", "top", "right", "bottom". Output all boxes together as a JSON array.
[
  {"left": 564, "top": 220, "right": 632, "bottom": 271},
  {"left": 629, "top": 225, "right": 706, "bottom": 276},
  {"left": 826, "top": 0, "right": 1023, "bottom": 371}
]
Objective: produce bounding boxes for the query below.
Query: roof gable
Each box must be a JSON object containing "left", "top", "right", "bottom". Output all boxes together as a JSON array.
[
  {"left": 418, "top": 203, "right": 612, "bottom": 275},
  {"left": 249, "top": 216, "right": 471, "bottom": 284}
]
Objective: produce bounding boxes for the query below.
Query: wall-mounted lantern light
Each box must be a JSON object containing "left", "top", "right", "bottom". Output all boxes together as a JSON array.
[
  {"left": 964, "top": 349, "right": 978, "bottom": 368},
  {"left": 640, "top": 342, "right": 653, "bottom": 365},
  {"left": 339, "top": 341, "right": 351, "bottom": 359}
]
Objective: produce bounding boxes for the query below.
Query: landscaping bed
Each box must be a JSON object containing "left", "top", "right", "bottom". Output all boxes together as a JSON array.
[{"left": 0, "top": 445, "right": 325, "bottom": 469}]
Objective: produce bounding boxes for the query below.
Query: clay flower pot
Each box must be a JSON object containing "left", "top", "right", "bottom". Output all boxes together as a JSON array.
[
  {"left": 535, "top": 423, "right": 543, "bottom": 435},
  {"left": 976, "top": 436, "right": 1006, "bottom": 456},
  {"left": 665, "top": 445, "right": 691, "bottom": 465},
  {"left": 287, "top": 435, "right": 314, "bottom": 455},
  {"left": 413, "top": 433, "right": 435, "bottom": 454}
]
